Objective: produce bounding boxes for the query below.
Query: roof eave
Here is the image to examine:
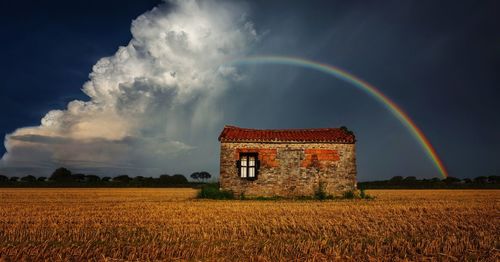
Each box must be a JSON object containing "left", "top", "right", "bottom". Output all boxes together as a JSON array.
[{"left": 220, "top": 139, "right": 355, "bottom": 144}]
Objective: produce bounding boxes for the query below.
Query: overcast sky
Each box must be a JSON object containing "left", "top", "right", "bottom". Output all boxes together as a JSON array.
[{"left": 0, "top": 0, "right": 498, "bottom": 180}]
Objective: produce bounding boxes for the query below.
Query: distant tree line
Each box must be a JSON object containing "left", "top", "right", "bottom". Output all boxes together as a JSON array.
[
  {"left": 358, "top": 175, "right": 500, "bottom": 189},
  {"left": 0, "top": 167, "right": 212, "bottom": 187}
]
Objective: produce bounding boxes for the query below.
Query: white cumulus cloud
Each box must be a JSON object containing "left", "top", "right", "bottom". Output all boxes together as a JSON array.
[{"left": 1, "top": 0, "right": 258, "bottom": 176}]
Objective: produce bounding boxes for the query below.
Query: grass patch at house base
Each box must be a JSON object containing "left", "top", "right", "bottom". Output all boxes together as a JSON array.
[
  {"left": 197, "top": 183, "right": 234, "bottom": 199},
  {"left": 197, "top": 183, "right": 374, "bottom": 200}
]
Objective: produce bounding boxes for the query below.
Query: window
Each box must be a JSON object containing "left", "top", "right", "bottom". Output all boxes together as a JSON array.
[{"left": 237, "top": 153, "right": 259, "bottom": 180}]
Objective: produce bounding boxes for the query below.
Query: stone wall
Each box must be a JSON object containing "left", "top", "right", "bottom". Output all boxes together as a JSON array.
[{"left": 220, "top": 142, "right": 356, "bottom": 197}]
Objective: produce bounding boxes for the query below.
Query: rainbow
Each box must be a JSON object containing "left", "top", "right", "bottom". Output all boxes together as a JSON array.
[{"left": 226, "top": 55, "right": 448, "bottom": 178}]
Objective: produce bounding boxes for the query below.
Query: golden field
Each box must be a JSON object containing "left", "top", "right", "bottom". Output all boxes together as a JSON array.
[{"left": 0, "top": 189, "right": 498, "bottom": 261}]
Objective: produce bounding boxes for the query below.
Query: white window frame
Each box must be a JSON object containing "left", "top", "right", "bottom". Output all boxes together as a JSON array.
[{"left": 238, "top": 153, "right": 258, "bottom": 180}]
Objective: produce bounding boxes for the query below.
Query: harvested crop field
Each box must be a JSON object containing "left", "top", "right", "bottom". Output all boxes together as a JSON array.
[{"left": 0, "top": 189, "right": 498, "bottom": 261}]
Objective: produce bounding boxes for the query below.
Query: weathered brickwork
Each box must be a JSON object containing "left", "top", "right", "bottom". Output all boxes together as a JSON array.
[
  {"left": 234, "top": 148, "right": 278, "bottom": 167},
  {"left": 301, "top": 149, "right": 340, "bottom": 168},
  {"left": 220, "top": 142, "right": 357, "bottom": 197}
]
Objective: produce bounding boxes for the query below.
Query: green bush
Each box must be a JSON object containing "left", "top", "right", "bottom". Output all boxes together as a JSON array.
[
  {"left": 239, "top": 192, "right": 246, "bottom": 200},
  {"left": 360, "top": 188, "right": 366, "bottom": 198},
  {"left": 314, "top": 182, "right": 329, "bottom": 200},
  {"left": 342, "top": 190, "right": 356, "bottom": 199},
  {"left": 197, "top": 184, "right": 234, "bottom": 199},
  {"left": 359, "top": 188, "right": 374, "bottom": 200}
]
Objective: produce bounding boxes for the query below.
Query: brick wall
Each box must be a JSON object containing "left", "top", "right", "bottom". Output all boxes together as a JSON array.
[{"left": 220, "top": 142, "right": 356, "bottom": 197}]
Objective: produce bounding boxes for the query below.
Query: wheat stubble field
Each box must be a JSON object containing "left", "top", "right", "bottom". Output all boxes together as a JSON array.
[{"left": 0, "top": 189, "right": 498, "bottom": 261}]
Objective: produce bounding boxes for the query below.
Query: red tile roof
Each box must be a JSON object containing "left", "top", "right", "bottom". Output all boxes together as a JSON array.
[{"left": 218, "top": 125, "right": 355, "bottom": 143}]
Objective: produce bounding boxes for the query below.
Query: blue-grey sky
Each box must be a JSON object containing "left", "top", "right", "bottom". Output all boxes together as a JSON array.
[{"left": 0, "top": 0, "right": 498, "bottom": 180}]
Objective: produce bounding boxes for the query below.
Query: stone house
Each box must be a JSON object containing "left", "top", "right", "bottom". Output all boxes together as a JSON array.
[{"left": 218, "top": 125, "right": 357, "bottom": 197}]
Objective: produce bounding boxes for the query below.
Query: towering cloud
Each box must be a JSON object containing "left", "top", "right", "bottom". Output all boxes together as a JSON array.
[{"left": 1, "top": 0, "right": 258, "bottom": 176}]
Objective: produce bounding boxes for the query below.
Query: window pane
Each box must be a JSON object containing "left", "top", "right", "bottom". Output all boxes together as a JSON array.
[
  {"left": 249, "top": 156, "right": 255, "bottom": 166},
  {"left": 249, "top": 167, "right": 255, "bottom": 177},
  {"left": 241, "top": 156, "right": 247, "bottom": 166},
  {"left": 241, "top": 167, "right": 247, "bottom": 178}
]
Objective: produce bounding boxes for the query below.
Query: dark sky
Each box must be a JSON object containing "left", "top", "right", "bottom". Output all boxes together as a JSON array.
[
  {"left": 0, "top": 0, "right": 498, "bottom": 180},
  {"left": 0, "top": 0, "right": 163, "bottom": 141}
]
